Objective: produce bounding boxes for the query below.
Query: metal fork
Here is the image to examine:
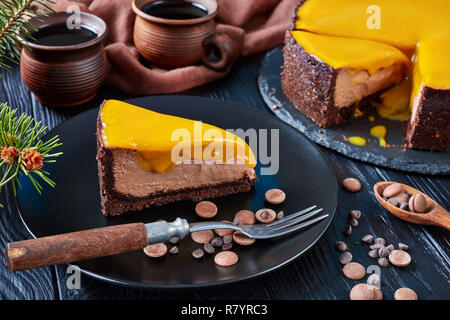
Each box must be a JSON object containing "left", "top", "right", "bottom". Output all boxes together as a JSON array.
[
  {"left": 189, "top": 205, "right": 327, "bottom": 239},
  {"left": 5, "top": 205, "right": 327, "bottom": 272}
]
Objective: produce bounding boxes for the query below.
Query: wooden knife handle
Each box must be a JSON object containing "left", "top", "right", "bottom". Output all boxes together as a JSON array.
[{"left": 4, "top": 223, "right": 148, "bottom": 272}]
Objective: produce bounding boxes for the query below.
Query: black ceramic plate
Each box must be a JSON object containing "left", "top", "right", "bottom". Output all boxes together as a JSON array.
[
  {"left": 258, "top": 46, "right": 450, "bottom": 175},
  {"left": 16, "top": 96, "right": 337, "bottom": 289}
]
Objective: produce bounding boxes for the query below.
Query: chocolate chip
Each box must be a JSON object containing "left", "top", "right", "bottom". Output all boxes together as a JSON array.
[
  {"left": 203, "top": 243, "right": 215, "bottom": 254},
  {"left": 234, "top": 209, "right": 256, "bottom": 225},
  {"left": 349, "top": 210, "right": 362, "bottom": 219},
  {"left": 255, "top": 208, "right": 276, "bottom": 223},
  {"left": 408, "top": 195, "right": 415, "bottom": 212},
  {"left": 223, "top": 234, "right": 233, "bottom": 244},
  {"left": 382, "top": 183, "right": 403, "bottom": 198},
  {"left": 222, "top": 243, "right": 233, "bottom": 251},
  {"left": 191, "top": 230, "right": 214, "bottom": 244},
  {"left": 394, "top": 288, "right": 418, "bottom": 300},
  {"left": 233, "top": 231, "right": 256, "bottom": 246},
  {"left": 387, "top": 198, "right": 399, "bottom": 207},
  {"left": 276, "top": 211, "right": 284, "bottom": 219},
  {"left": 195, "top": 201, "right": 218, "bottom": 219},
  {"left": 409, "top": 194, "right": 427, "bottom": 213},
  {"left": 374, "top": 238, "right": 385, "bottom": 245},
  {"left": 342, "top": 262, "right": 366, "bottom": 280},
  {"left": 339, "top": 251, "right": 353, "bottom": 265},
  {"left": 341, "top": 178, "right": 362, "bottom": 192},
  {"left": 378, "top": 246, "right": 390, "bottom": 258},
  {"left": 350, "top": 284, "right": 381, "bottom": 300},
  {"left": 169, "top": 236, "right": 180, "bottom": 245},
  {"left": 370, "top": 243, "right": 383, "bottom": 250},
  {"left": 344, "top": 225, "right": 352, "bottom": 235},
  {"left": 214, "top": 221, "right": 234, "bottom": 237},
  {"left": 389, "top": 250, "right": 411, "bottom": 267},
  {"left": 265, "top": 188, "right": 286, "bottom": 204},
  {"left": 211, "top": 237, "right": 223, "bottom": 247},
  {"left": 391, "top": 191, "right": 409, "bottom": 204},
  {"left": 378, "top": 257, "right": 390, "bottom": 267},
  {"left": 169, "top": 246, "right": 179, "bottom": 254},
  {"left": 214, "top": 251, "right": 239, "bottom": 267},
  {"left": 386, "top": 244, "right": 394, "bottom": 251},
  {"left": 143, "top": 243, "right": 167, "bottom": 258},
  {"left": 192, "top": 248, "right": 204, "bottom": 259},
  {"left": 368, "top": 249, "right": 379, "bottom": 259},
  {"left": 335, "top": 241, "right": 348, "bottom": 252},
  {"left": 398, "top": 243, "right": 409, "bottom": 251},
  {"left": 348, "top": 218, "right": 359, "bottom": 227},
  {"left": 362, "top": 234, "right": 374, "bottom": 244}
]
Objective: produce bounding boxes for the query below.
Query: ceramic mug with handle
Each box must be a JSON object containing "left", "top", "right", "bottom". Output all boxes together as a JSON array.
[{"left": 132, "top": 0, "right": 238, "bottom": 70}]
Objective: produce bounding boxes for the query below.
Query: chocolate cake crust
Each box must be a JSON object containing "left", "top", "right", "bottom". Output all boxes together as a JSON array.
[{"left": 406, "top": 86, "right": 450, "bottom": 152}]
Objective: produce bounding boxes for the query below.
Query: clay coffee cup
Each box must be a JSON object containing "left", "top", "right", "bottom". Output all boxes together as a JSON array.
[
  {"left": 132, "top": 0, "right": 238, "bottom": 70},
  {"left": 20, "top": 12, "right": 107, "bottom": 107}
]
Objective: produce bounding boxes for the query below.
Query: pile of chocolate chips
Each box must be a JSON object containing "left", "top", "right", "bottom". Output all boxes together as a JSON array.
[{"left": 382, "top": 183, "right": 427, "bottom": 213}]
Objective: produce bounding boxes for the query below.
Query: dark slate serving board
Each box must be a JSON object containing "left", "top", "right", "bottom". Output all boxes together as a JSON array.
[{"left": 258, "top": 46, "right": 450, "bottom": 175}]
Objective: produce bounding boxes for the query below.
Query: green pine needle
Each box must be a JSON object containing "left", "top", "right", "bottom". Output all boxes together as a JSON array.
[
  {"left": 0, "top": 102, "right": 62, "bottom": 203},
  {"left": 0, "top": 0, "right": 55, "bottom": 70}
]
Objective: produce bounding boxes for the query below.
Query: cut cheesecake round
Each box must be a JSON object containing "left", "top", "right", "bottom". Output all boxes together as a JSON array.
[
  {"left": 96, "top": 100, "right": 257, "bottom": 216},
  {"left": 282, "top": 31, "right": 408, "bottom": 127}
]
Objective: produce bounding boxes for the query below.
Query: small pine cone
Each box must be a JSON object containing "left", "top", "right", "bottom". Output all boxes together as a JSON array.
[
  {"left": 1, "top": 146, "right": 19, "bottom": 164},
  {"left": 22, "top": 150, "right": 43, "bottom": 171}
]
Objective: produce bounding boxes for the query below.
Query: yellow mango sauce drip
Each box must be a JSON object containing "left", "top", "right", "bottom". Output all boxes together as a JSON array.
[
  {"left": 101, "top": 100, "right": 256, "bottom": 173},
  {"left": 293, "top": 0, "right": 450, "bottom": 120},
  {"left": 375, "top": 79, "right": 411, "bottom": 121},
  {"left": 347, "top": 136, "right": 366, "bottom": 146},
  {"left": 370, "top": 125, "right": 388, "bottom": 147}
]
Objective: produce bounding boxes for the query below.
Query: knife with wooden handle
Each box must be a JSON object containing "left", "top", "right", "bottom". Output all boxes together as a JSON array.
[{"left": 4, "top": 218, "right": 190, "bottom": 272}]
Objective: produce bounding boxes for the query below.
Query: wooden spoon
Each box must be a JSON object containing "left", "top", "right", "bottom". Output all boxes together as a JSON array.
[{"left": 374, "top": 181, "right": 450, "bottom": 230}]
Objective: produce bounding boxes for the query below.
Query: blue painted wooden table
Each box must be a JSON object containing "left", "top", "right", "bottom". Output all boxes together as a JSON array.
[{"left": 0, "top": 54, "right": 448, "bottom": 300}]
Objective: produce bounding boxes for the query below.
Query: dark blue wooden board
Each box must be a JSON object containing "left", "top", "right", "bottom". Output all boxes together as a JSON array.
[
  {"left": 258, "top": 46, "right": 450, "bottom": 175},
  {"left": 0, "top": 54, "right": 449, "bottom": 300}
]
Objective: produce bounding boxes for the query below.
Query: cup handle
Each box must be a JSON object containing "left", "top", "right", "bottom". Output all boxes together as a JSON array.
[{"left": 202, "top": 32, "right": 239, "bottom": 71}]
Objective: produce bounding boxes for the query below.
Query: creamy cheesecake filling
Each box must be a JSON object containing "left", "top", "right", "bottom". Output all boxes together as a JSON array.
[
  {"left": 334, "top": 63, "right": 405, "bottom": 108},
  {"left": 112, "top": 149, "right": 256, "bottom": 197}
]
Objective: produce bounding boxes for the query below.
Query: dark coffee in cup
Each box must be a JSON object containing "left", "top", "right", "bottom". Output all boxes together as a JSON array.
[
  {"left": 142, "top": 0, "right": 208, "bottom": 20},
  {"left": 29, "top": 25, "right": 97, "bottom": 46},
  {"left": 20, "top": 12, "right": 107, "bottom": 107}
]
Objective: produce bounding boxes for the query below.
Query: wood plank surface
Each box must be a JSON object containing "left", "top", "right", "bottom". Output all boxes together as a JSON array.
[{"left": 0, "top": 55, "right": 449, "bottom": 300}]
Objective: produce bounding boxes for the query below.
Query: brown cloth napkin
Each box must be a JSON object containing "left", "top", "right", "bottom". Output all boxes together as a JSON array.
[{"left": 52, "top": 0, "right": 298, "bottom": 95}]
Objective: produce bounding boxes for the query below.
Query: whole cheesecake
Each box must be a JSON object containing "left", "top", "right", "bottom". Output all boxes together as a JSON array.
[
  {"left": 282, "top": 0, "right": 450, "bottom": 151},
  {"left": 97, "top": 100, "right": 257, "bottom": 216}
]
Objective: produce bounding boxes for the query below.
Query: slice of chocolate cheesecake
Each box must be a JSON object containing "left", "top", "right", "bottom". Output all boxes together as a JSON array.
[
  {"left": 281, "top": 31, "right": 408, "bottom": 128},
  {"left": 97, "top": 100, "right": 257, "bottom": 216}
]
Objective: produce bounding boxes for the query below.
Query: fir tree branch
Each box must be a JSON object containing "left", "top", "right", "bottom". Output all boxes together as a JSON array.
[
  {"left": 0, "top": 0, "right": 55, "bottom": 70},
  {"left": 0, "top": 102, "right": 62, "bottom": 203}
]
